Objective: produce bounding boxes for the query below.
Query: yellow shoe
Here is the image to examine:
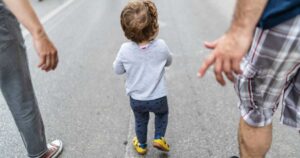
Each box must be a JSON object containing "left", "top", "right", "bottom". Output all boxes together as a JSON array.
[
  {"left": 153, "top": 137, "right": 170, "bottom": 152},
  {"left": 132, "top": 137, "right": 147, "bottom": 155}
]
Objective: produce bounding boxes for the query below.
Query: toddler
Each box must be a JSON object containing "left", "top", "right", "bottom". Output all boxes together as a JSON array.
[{"left": 113, "top": 0, "right": 172, "bottom": 155}]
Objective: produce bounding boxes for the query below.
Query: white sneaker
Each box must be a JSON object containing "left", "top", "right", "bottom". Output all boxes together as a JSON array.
[{"left": 40, "top": 140, "right": 63, "bottom": 158}]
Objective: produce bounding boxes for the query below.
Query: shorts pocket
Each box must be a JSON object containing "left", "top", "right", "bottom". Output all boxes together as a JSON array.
[
  {"left": 243, "top": 63, "right": 258, "bottom": 78},
  {"left": 236, "top": 63, "right": 263, "bottom": 109}
]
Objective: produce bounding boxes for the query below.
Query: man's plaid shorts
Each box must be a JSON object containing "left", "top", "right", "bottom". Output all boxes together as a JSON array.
[{"left": 235, "top": 15, "right": 300, "bottom": 128}]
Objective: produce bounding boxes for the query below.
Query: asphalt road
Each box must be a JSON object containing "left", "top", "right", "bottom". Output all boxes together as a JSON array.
[{"left": 0, "top": 0, "right": 299, "bottom": 157}]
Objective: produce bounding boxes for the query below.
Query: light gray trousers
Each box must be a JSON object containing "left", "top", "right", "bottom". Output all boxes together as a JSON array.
[{"left": 0, "top": 7, "right": 47, "bottom": 158}]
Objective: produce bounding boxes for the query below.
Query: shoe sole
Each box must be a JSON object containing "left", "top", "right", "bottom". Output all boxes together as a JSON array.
[
  {"left": 153, "top": 142, "right": 169, "bottom": 152},
  {"left": 136, "top": 151, "right": 147, "bottom": 155},
  {"left": 133, "top": 146, "right": 147, "bottom": 155}
]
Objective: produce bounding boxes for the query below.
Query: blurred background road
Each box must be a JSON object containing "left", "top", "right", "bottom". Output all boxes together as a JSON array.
[{"left": 0, "top": 0, "right": 299, "bottom": 157}]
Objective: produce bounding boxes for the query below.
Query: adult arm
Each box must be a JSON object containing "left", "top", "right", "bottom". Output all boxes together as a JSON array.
[
  {"left": 3, "top": 0, "right": 58, "bottom": 72},
  {"left": 198, "top": 0, "right": 268, "bottom": 85}
]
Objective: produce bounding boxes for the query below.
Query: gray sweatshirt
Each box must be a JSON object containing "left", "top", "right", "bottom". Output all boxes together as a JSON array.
[{"left": 113, "top": 39, "right": 172, "bottom": 101}]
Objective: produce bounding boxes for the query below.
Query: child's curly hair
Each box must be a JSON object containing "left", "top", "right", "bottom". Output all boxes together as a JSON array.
[{"left": 120, "top": 0, "right": 159, "bottom": 43}]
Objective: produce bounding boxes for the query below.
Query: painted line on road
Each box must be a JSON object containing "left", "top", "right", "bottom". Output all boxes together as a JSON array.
[
  {"left": 22, "top": 0, "right": 75, "bottom": 37},
  {"left": 124, "top": 112, "right": 136, "bottom": 158}
]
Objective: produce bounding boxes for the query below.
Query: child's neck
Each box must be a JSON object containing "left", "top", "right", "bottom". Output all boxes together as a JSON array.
[{"left": 138, "top": 41, "right": 151, "bottom": 47}]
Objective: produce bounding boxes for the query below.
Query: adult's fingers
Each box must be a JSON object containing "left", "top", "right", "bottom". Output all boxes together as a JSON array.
[
  {"left": 198, "top": 53, "right": 216, "bottom": 77},
  {"left": 43, "top": 55, "right": 51, "bottom": 71},
  {"left": 50, "top": 52, "right": 57, "bottom": 70},
  {"left": 52, "top": 52, "right": 59, "bottom": 70},
  {"left": 232, "top": 59, "right": 243, "bottom": 74},
  {"left": 223, "top": 59, "right": 234, "bottom": 82},
  {"left": 38, "top": 54, "right": 46, "bottom": 68},
  {"left": 214, "top": 58, "right": 225, "bottom": 86},
  {"left": 204, "top": 40, "right": 218, "bottom": 49}
]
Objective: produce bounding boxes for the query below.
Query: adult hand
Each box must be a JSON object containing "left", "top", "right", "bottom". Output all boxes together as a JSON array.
[
  {"left": 33, "top": 32, "right": 59, "bottom": 72},
  {"left": 2, "top": 0, "right": 59, "bottom": 72},
  {"left": 198, "top": 31, "right": 253, "bottom": 86}
]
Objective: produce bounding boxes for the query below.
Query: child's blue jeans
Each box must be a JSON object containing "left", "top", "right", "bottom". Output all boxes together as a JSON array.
[{"left": 130, "top": 96, "right": 169, "bottom": 145}]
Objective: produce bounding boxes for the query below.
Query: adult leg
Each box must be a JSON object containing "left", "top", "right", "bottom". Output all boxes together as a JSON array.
[
  {"left": 235, "top": 15, "right": 300, "bottom": 158},
  {"left": 0, "top": 36, "right": 47, "bottom": 157},
  {"left": 238, "top": 117, "right": 272, "bottom": 158},
  {"left": 0, "top": 13, "right": 47, "bottom": 157}
]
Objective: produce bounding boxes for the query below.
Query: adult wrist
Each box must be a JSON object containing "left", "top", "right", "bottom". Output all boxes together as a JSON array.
[
  {"left": 31, "top": 27, "right": 47, "bottom": 40},
  {"left": 228, "top": 24, "right": 255, "bottom": 37}
]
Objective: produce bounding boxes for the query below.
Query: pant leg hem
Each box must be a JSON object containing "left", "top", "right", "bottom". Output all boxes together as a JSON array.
[{"left": 28, "top": 147, "right": 48, "bottom": 158}]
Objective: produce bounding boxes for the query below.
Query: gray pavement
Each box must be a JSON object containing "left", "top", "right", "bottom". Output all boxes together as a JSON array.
[
  {"left": 0, "top": 0, "right": 299, "bottom": 157},
  {"left": 30, "top": 0, "right": 71, "bottom": 18}
]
